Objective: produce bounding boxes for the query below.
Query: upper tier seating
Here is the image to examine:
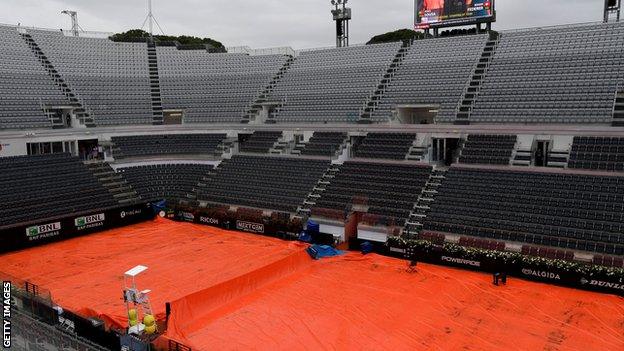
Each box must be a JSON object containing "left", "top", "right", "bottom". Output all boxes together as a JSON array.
[
  {"left": 459, "top": 134, "right": 516, "bottom": 165},
  {"left": 118, "top": 164, "right": 212, "bottom": 202},
  {"left": 313, "top": 161, "right": 432, "bottom": 226},
  {"left": 424, "top": 167, "right": 624, "bottom": 255},
  {"left": 298, "top": 132, "right": 347, "bottom": 157},
  {"left": 354, "top": 133, "right": 416, "bottom": 160},
  {"left": 29, "top": 30, "right": 153, "bottom": 126},
  {"left": 270, "top": 42, "right": 401, "bottom": 123},
  {"left": 471, "top": 22, "right": 624, "bottom": 123},
  {"left": 0, "top": 153, "right": 118, "bottom": 228},
  {"left": 0, "top": 26, "right": 68, "bottom": 129},
  {"left": 372, "top": 34, "right": 488, "bottom": 123},
  {"left": 568, "top": 136, "right": 624, "bottom": 172},
  {"left": 198, "top": 155, "right": 329, "bottom": 213},
  {"left": 112, "top": 134, "right": 226, "bottom": 159},
  {"left": 157, "top": 48, "right": 287, "bottom": 123},
  {"left": 239, "top": 131, "right": 282, "bottom": 153}
]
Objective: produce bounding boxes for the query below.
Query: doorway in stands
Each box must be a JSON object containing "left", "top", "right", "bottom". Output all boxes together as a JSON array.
[
  {"left": 163, "top": 110, "right": 183, "bottom": 124},
  {"left": 78, "top": 139, "right": 101, "bottom": 161},
  {"left": 432, "top": 137, "right": 461, "bottom": 166},
  {"left": 534, "top": 140, "right": 550, "bottom": 167},
  {"left": 395, "top": 105, "right": 438, "bottom": 124}
]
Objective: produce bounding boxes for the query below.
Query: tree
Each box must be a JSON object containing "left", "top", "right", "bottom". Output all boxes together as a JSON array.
[
  {"left": 109, "top": 29, "right": 225, "bottom": 50},
  {"left": 367, "top": 29, "right": 426, "bottom": 45}
]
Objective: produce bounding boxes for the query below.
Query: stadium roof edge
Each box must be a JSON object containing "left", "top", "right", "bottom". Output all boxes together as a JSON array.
[{"left": 0, "top": 22, "right": 113, "bottom": 38}]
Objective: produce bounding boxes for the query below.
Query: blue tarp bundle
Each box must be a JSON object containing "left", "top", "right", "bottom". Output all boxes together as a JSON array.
[
  {"left": 299, "top": 220, "right": 320, "bottom": 243},
  {"left": 151, "top": 200, "right": 168, "bottom": 214},
  {"left": 306, "top": 245, "right": 344, "bottom": 260}
]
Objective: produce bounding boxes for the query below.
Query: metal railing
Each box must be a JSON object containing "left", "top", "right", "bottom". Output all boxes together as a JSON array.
[
  {"left": 1, "top": 22, "right": 113, "bottom": 39},
  {"left": 227, "top": 46, "right": 296, "bottom": 57}
]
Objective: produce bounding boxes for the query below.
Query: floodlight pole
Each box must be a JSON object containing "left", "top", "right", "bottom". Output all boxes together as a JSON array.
[
  {"left": 148, "top": 0, "right": 154, "bottom": 39},
  {"left": 331, "top": 0, "right": 352, "bottom": 48},
  {"left": 61, "top": 10, "right": 79, "bottom": 37},
  {"left": 141, "top": 0, "right": 166, "bottom": 42},
  {"left": 604, "top": 0, "right": 622, "bottom": 22}
]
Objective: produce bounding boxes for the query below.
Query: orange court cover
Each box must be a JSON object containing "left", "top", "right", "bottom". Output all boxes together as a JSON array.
[{"left": 1, "top": 218, "right": 622, "bottom": 350}]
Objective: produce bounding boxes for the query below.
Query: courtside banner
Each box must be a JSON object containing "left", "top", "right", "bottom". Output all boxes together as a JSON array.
[
  {"left": 0, "top": 203, "right": 155, "bottom": 253},
  {"left": 388, "top": 244, "right": 624, "bottom": 295}
]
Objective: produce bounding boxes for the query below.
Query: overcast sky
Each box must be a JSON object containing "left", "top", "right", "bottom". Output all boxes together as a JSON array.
[{"left": 1, "top": 0, "right": 607, "bottom": 49}]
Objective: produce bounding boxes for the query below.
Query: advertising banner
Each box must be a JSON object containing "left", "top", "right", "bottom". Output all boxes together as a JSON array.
[
  {"left": 387, "top": 243, "right": 624, "bottom": 296},
  {"left": 0, "top": 203, "right": 155, "bottom": 253}
]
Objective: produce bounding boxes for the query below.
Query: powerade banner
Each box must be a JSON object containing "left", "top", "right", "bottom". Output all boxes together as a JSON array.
[
  {"left": 415, "top": 0, "right": 494, "bottom": 29},
  {"left": 0, "top": 203, "right": 155, "bottom": 253},
  {"left": 385, "top": 243, "right": 624, "bottom": 296}
]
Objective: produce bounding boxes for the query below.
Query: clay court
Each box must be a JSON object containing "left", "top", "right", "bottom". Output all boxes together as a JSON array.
[{"left": 1, "top": 218, "right": 623, "bottom": 350}]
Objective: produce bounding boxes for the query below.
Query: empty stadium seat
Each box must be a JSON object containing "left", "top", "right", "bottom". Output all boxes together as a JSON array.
[
  {"left": 197, "top": 155, "right": 330, "bottom": 213},
  {"left": 0, "top": 153, "right": 119, "bottom": 227},
  {"left": 313, "top": 161, "right": 432, "bottom": 226},
  {"left": 424, "top": 166, "right": 624, "bottom": 255}
]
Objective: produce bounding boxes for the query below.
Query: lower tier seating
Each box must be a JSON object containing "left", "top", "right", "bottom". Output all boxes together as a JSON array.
[
  {"left": 459, "top": 134, "right": 517, "bottom": 165},
  {"left": 118, "top": 164, "right": 213, "bottom": 202},
  {"left": 354, "top": 133, "right": 416, "bottom": 160},
  {"left": 314, "top": 161, "right": 432, "bottom": 226},
  {"left": 112, "top": 134, "right": 226, "bottom": 159},
  {"left": 568, "top": 136, "right": 624, "bottom": 172},
  {"left": 298, "top": 132, "right": 347, "bottom": 157},
  {"left": 424, "top": 166, "right": 624, "bottom": 255},
  {"left": 0, "top": 153, "right": 118, "bottom": 228},
  {"left": 239, "top": 131, "right": 282, "bottom": 153},
  {"left": 198, "top": 155, "right": 329, "bottom": 213}
]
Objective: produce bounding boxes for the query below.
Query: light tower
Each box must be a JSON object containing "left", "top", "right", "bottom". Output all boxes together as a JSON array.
[
  {"left": 604, "top": 0, "right": 622, "bottom": 22},
  {"left": 61, "top": 10, "right": 80, "bottom": 37},
  {"left": 141, "top": 0, "right": 165, "bottom": 40},
  {"left": 331, "top": 0, "right": 352, "bottom": 48}
]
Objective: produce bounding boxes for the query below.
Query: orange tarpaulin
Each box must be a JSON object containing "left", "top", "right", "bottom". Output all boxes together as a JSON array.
[
  {"left": 1, "top": 218, "right": 623, "bottom": 350},
  {"left": 0, "top": 217, "right": 307, "bottom": 328}
]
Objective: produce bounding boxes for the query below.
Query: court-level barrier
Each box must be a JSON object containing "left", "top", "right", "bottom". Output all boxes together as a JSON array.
[{"left": 0, "top": 202, "right": 156, "bottom": 253}]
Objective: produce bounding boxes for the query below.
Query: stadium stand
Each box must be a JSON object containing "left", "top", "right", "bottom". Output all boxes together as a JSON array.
[
  {"left": 238, "top": 131, "right": 282, "bottom": 153},
  {"left": 459, "top": 134, "right": 516, "bottom": 165},
  {"left": 111, "top": 133, "right": 226, "bottom": 159},
  {"left": 371, "top": 34, "right": 489, "bottom": 122},
  {"left": 0, "top": 25, "right": 68, "bottom": 129},
  {"left": 197, "top": 155, "right": 329, "bottom": 213},
  {"left": 0, "top": 153, "right": 118, "bottom": 228},
  {"left": 424, "top": 166, "right": 624, "bottom": 255},
  {"left": 568, "top": 136, "right": 624, "bottom": 171},
  {"left": 470, "top": 22, "right": 624, "bottom": 124},
  {"left": 313, "top": 161, "right": 432, "bottom": 226},
  {"left": 354, "top": 133, "right": 416, "bottom": 160},
  {"left": 118, "top": 164, "right": 212, "bottom": 202},
  {"left": 297, "top": 132, "right": 347, "bottom": 157},
  {"left": 156, "top": 48, "right": 288, "bottom": 123},
  {"left": 29, "top": 29, "right": 153, "bottom": 126},
  {"left": 269, "top": 42, "right": 401, "bottom": 123}
]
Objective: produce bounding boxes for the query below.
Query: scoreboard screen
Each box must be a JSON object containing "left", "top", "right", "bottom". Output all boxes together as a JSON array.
[{"left": 415, "top": 0, "right": 495, "bottom": 29}]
